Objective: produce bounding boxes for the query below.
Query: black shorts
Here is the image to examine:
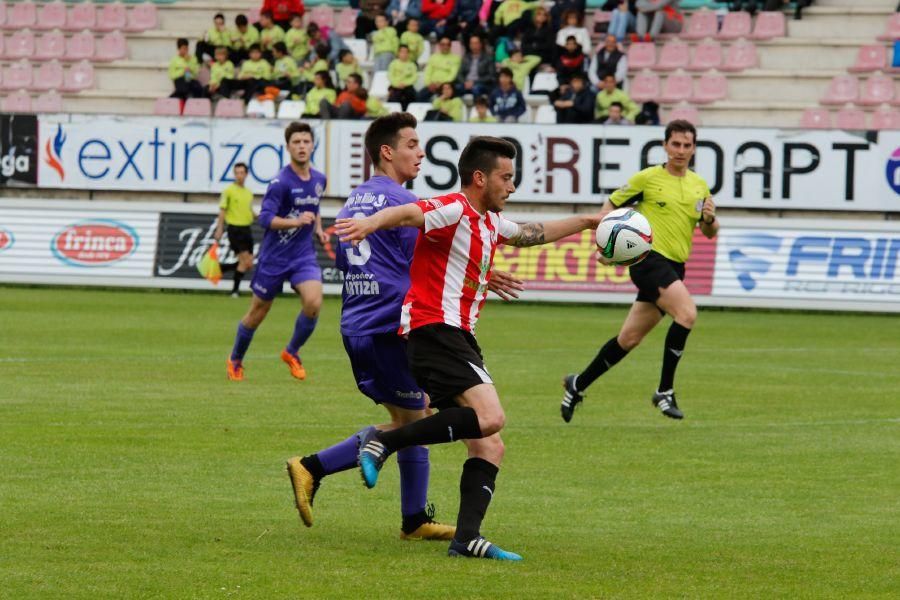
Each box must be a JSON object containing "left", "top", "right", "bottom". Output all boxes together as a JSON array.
[
  {"left": 407, "top": 323, "right": 494, "bottom": 411},
  {"left": 226, "top": 225, "right": 254, "bottom": 254},
  {"left": 629, "top": 250, "right": 685, "bottom": 304}
]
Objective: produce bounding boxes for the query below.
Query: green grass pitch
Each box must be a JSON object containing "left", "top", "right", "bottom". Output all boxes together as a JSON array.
[{"left": 1, "top": 286, "right": 898, "bottom": 598}]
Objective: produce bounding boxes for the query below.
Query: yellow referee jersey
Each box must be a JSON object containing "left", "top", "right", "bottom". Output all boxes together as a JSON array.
[
  {"left": 609, "top": 164, "right": 710, "bottom": 263},
  {"left": 219, "top": 184, "right": 254, "bottom": 227}
]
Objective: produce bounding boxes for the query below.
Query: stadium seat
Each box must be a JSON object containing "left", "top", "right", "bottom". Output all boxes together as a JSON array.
[
  {"left": 820, "top": 75, "right": 858, "bottom": 105},
  {"left": 277, "top": 99, "right": 305, "bottom": 119},
  {"left": 517, "top": 107, "right": 533, "bottom": 124},
  {"left": 871, "top": 108, "right": 900, "bottom": 130},
  {"left": 877, "top": 13, "right": 900, "bottom": 41},
  {"left": 716, "top": 11, "right": 751, "bottom": 40},
  {"left": 628, "top": 72, "right": 660, "bottom": 103},
  {"left": 214, "top": 98, "right": 244, "bottom": 118},
  {"left": 2, "top": 61, "right": 33, "bottom": 90},
  {"left": 7, "top": 2, "right": 37, "bottom": 30},
  {"left": 451, "top": 40, "right": 463, "bottom": 56},
  {"left": 6, "top": 30, "right": 36, "bottom": 60},
  {"left": 417, "top": 40, "right": 431, "bottom": 67},
  {"left": 36, "top": 1, "right": 67, "bottom": 30},
  {"left": 369, "top": 70, "right": 389, "bottom": 100},
  {"left": 1, "top": 90, "right": 33, "bottom": 113},
  {"left": 183, "top": 97, "right": 212, "bottom": 117},
  {"left": 31, "top": 60, "right": 64, "bottom": 91},
  {"left": 858, "top": 75, "right": 895, "bottom": 106},
  {"left": 335, "top": 9, "right": 357, "bottom": 38},
  {"left": 96, "top": 2, "right": 128, "bottom": 33},
  {"left": 534, "top": 103, "right": 556, "bottom": 124},
  {"left": 681, "top": 9, "right": 717, "bottom": 40},
  {"left": 666, "top": 105, "right": 700, "bottom": 124},
  {"left": 835, "top": 107, "right": 867, "bottom": 130},
  {"left": 688, "top": 40, "right": 722, "bottom": 71},
  {"left": 654, "top": 40, "right": 689, "bottom": 71},
  {"left": 626, "top": 42, "right": 656, "bottom": 70},
  {"left": 35, "top": 30, "right": 66, "bottom": 60},
  {"left": 65, "top": 2, "right": 96, "bottom": 31},
  {"left": 660, "top": 73, "right": 693, "bottom": 103},
  {"left": 849, "top": 45, "right": 887, "bottom": 73},
  {"left": 529, "top": 71, "right": 558, "bottom": 96},
  {"left": 61, "top": 60, "right": 94, "bottom": 91},
  {"left": 344, "top": 38, "right": 367, "bottom": 63},
  {"left": 751, "top": 11, "right": 785, "bottom": 40},
  {"left": 0, "top": 4, "right": 5, "bottom": 29},
  {"left": 405, "top": 102, "right": 431, "bottom": 122},
  {"left": 154, "top": 96, "right": 182, "bottom": 115},
  {"left": 720, "top": 41, "right": 758, "bottom": 71},
  {"left": 125, "top": 3, "right": 158, "bottom": 32},
  {"left": 247, "top": 98, "right": 276, "bottom": 118},
  {"left": 65, "top": 31, "right": 96, "bottom": 61},
  {"left": 309, "top": 6, "right": 335, "bottom": 29},
  {"left": 691, "top": 72, "right": 727, "bottom": 103},
  {"left": 383, "top": 101, "right": 402, "bottom": 113},
  {"left": 34, "top": 89, "right": 63, "bottom": 112},
  {"left": 799, "top": 107, "right": 831, "bottom": 129},
  {"left": 96, "top": 31, "right": 127, "bottom": 61}
]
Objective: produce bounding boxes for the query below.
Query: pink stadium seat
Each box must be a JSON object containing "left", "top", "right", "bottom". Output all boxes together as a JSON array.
[
  {"left": 35, "top": 30, "right": 66, "bottom": 61},
  {"left": 799, "top": 108, "right": 831, "bottom": 129},
  {"left": 309, "top": 6, "right": 335, "bottom": 29},
  {"left": 0, "top": 4, "right": 6, "bottom": 29},
  {"left": 34, "top": 89, "right": 63, "bottom": 113},
  {"left": 335, "top": 9, "right": 358, "bottom": 38},
  {"left": 96, "top": 2, "right": 128, "bottom": 33},
  {"left": 681, "top": 9, "right": 717, "bottom": 40},
  {"left": 8, "top": 2, "right": 37, "bottom": 30},
  {"left": 154, "top": 97, "right": 182, "bottom": 116},
  {"left": 666, "top": 105, "right": 700, "bottom": 124},
  {"left": 31, "top": 60, "right": 64, "bottom": 91},
  {"left": 65, "top": 31, "right": 95, "bottom": 61},
  {"left": 0, "top": 34, "right": 4, "bottom": 58},
  {"left": 820, "top": 75, "right": 858, "bottom": 105},
  {"left": 751, "top": 11, "right": 785, "bottom": 40},
  {"left": 2, "top": 61, "right": 33, "bottom": 90},
  {"left": 858, "top": 75, "right": 895, "bottom": 105},
  {"left": 692, "top": 72, "right": 727, "bottom": 103},
  {"left": 65, "top": 3, "right": 96, "bottom": 32},
  {"left": 6, "top": 30, "right": 36, "bottom": 60},
  {"left": 660, "top": 73, "right": 693, "bottom": 103},
  {"left": 2, "top": 90, "right": 33, "bottom": 113},
  {"left": 37, "top": 1, "right": 67, "bottom": 31},
  {"left": 125, "top": 3, "right": 158, "bottom": 33},
  {"left": 720, "top": 41, "right": 758, "bottom": 72},
  {"left": 849, "top": 44, "right": 887, "bottom": 73},
  {"left": 628, "top": 72, "right": 660, "bottom": 103},
  {"left": 688, "top": 40, "right": 722, "bottom": 71},
  {"left": 627, "top": 42, "right": 656, "bottom": 70},
  {"left": 654, "top": 40, "right": 689, "bottom": 71},
  {"left": 835, "top": 108, "right": 867, "bottom": 130},
  {"left": 716, "top": 11, "right": 751, "bottom": 40},
  {"left": 183, "top": 97, "right": 212, "bottom": 117},
  {"left": 96, "top": 31, "right": 127, "bottom": 61},
  {"left": 871, "top": 109, "right": 900, "bottom": 130},
  {"left": 61, "top": 60, "right": 94, "bottom": 92},
  {"left": 214, "top": 98, "right": 245, "bottom": 118},
  {"left": 877, "top": 13, "right": 900, "bottom": 41}
]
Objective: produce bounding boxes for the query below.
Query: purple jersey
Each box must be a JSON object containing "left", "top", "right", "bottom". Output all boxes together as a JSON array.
[
  {"left": 337, "top": 175, "right": 419, "bottom": 337},
  {"left": 256, "top": 165, "right": 327, "bottom": 271}
]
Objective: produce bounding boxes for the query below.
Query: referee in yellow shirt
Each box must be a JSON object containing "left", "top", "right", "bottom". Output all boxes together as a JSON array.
[
  {"left": 561, "top": 120, "right": 719, "bottom": 421},
  {"left": 214, "top": 162, "right": 256, "bottom": 297}
]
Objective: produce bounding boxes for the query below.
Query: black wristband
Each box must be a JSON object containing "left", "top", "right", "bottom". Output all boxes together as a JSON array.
[{"left": 703, "top": 215, "right": 716, "bottom": 225}]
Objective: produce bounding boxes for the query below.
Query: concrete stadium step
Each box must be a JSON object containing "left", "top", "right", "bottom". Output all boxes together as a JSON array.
[
  {"left": 65, "top": 89, "right": 158, "bottom": 115},
  {"left": 813, "top": 0, "right": 896, "bottom": 8},
  {"left": 756, "top": 38, "right": 875, "bottom": 71},
  {"left": 94, "top": 61, "right": 170, "bottom": 93},
  {"left": 786, "top": 6, "right": 894, "bottom": 39},
  {"left": 725, "top": 69, "right": 843, "bottom": 103}
]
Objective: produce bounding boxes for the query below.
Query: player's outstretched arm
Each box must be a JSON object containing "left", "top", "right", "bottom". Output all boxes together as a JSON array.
[
  {"left": 506, "top": 214, "right": 601, "bottom": 248},
  {"left": 335, "top": 203, "right": 425, "bottom": 241}
]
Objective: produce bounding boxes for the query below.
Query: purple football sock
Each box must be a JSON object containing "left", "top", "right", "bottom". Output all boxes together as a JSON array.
[
  {"left": 286, "top": 313, "right": 317, "bottom": 356},
  {"left": 397, "top": 445, "right": 430, "bottom": 517},
  {"left": 317, "top": 432, "right": 361, "bottom": 476},
  {"left": 230, "top": 322, "right": 255, "bottom": 362}
]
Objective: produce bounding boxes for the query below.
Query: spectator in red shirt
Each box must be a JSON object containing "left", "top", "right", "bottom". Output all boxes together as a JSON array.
[
  {"left": 260, "top": 0, "right": 305, "bottom": 30},
  {"left": 319, "top": 73, "right": 369, "bottom": 119},
  {"left": 421, "top": 0, "right": 456, "bottom": 37}
]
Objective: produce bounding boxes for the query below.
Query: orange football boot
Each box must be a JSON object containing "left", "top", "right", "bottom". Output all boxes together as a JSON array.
[
  {"left": 226, "top": 358, "right": 244, "bottom": 381},
  {"left": 281, "top": 350, "right": 307, "bottom": 380}
]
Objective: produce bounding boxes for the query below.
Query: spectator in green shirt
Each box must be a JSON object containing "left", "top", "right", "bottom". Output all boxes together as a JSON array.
[
  {"left": 471, "top": 95, "right": 498, "bottom": 123},
  {"left": 371, "top": 14, "right": 400, "bottom": 71},
  {"left": 388, "top": 45, "right": 418, "bottom": 109},
  {"left": 399, "top": 18, "right": 425, "bottom": 63},
  {"left": 493, "top": 0, "right": 541, "bottom": 40},
  {"left": 197, "top": 13, "right": 229, "bottom": 64},
  {"left": 417, "top": 35, "right": 461, "bottom": 101},
  {"left": 285, "top": 14, "right": 311, "bottom": 63},
  {"left": 335, "top": 49, "right": 363, "bottom": 89},
  {"left": 427, "top": 82, "right": 464, "bottom": 122},
  {"left": 594, "top": 73, "right": 639, "bottom": 122},
  {"left": 221, "top": 44, "right": 272, "bottom": 100},
  {"left": 272, "top": 42, "right": 301, "bottom": 92},
  {"left": 303, "top": 71, "right": 337, "bottom": 116},
  {"left": 169, "top": 38, "right": 204, "bottom": 100},
  {"left": 259, "top": 11, "right": 286, "bottom": 61},
  {"left": 501, "top": 48, "right": 541, "bottom": 93},
  {"left": 208, "top": 46, "right": 235, "bottom": 98},
  {"left": 229, "top": 14, "right": 260, "bottom": 64}
]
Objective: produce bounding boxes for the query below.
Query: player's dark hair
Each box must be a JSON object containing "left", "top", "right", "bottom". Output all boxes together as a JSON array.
[
  {"left": 234, "top": 162, "right": 248, "bottom": 172},
  {"left": 177, "top": 38, "right": 189, "bottom": 49},
  {"left": 398, "top": 44, "right": 409, "bottom": 52},
  {"left": 338, "top": 48, "right": 353, "bottom": 61},
  {"left": 235, "top": 14, "right": 248, "bottom": 27},
  {"left": 364, "top": 112, "right": 418, "bottom": 168},
  {"left": 273, "top": 41, "right": 288, "bottom": 55},
  {"left": 248, "top": 43, "right": 262, "bottom": 53},
  {"left": 214, "top": 13, "right": 225, "bottom": 21},
  {"left": 458, "top": 136, "right": 516, "bottom": 186},
  {"left": 498, "top": 67, "right": 513, "bottom": 80},
  {"left": 665, "top": 119, "right": 697, "bottom": 143},
  {"left": 285, "top": 121, "right": 313, "bottom": 145}
]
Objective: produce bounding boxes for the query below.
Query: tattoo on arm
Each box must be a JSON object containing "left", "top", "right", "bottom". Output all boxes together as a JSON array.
[{"left": 510, "top": 223, "right": 545, "bottom": 247}]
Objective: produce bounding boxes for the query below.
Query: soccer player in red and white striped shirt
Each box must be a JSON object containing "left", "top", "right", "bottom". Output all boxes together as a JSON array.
[{"left": 335, "top": 136, "right": 601, "bottom": 561}]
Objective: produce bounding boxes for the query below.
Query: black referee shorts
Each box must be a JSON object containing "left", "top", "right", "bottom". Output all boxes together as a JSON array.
[
  {"left": 407, "top": 323, "right": 494, "bottom": 411},
  {"left": 226, "top": 224, "right": 254, "bottom": 254},
  {"left": 629, "top": 250, "right": 686, "bottom": 305}
]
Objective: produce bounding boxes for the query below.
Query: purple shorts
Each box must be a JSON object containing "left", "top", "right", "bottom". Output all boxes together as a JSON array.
[
  {"left": 342, "top": 333, "right": 426, "bottom": 410},
  {"left": 250, "top": 261, "right": 322, "bottom": 301}
]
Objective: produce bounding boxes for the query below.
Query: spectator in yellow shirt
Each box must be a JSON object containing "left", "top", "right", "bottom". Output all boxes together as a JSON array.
[
  {"left": 207, "top": 46, "right": 235, "bottom": 98},
  {"left": 427, "top": 82, "right": 464, "bottom": 122},
  {"left": 169, "top": 38, "right": 204, "bottom": 100},
  {"left": 259, "top": 11, "right": 286, "bottom": 61},
  {"left": 285, "top": 14, "right": 311, "bottom": 63},
  {"left": 471, "top": 95, "right": 498, "bottom": 123},
  {"left": 197, "top": 13, "right": 229, "bottom": 64},
  {"left": 229, "top": 14, "right": 260, "bottom": 64},
  {"left": 221, "top": 44, "right": 272, "bottom": 100},
  {"left": 388, "top": 45, "right": 418, "bottom": 110}
]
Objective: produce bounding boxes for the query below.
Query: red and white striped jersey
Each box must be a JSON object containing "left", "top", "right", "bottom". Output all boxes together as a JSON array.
[{"left": 400, "top": 193, "right": 520, "bottom": 335}]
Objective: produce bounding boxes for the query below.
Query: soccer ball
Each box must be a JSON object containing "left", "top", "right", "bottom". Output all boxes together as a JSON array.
[{"left": 595, "top": 208, "right": 653, "bottom": 266}]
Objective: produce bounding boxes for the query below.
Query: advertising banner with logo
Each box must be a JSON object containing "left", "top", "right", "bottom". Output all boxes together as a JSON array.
[
  {"left": 35, "top": 114, "right": 325, "bottom": 194},
  {"left": 1, "top": 113, "right": 38, "bottom": 186}
]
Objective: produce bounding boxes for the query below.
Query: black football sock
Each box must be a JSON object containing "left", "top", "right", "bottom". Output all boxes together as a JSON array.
[
  {"left": 220, "top": 262, "right": 236, "bottom": 273},
  {"left": 659, "top": 322, "right": 692, "bottom": 391},
  {"left": 378, "top": 407, "right": 482, "bottom": 453},
  {"left": 231, "top": 269, "right": 245, "bottom": 294},
  {"left": 454, "top": 458, "right": 499, "bottom": 543},
  {"left": 299, "top": 454, "right": 326, "bottom": 482},
  {"left": 576, "top": 336, "right": 629, "bottom": 391}
]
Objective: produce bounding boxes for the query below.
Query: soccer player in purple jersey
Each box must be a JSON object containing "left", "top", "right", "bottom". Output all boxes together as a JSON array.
[
  {"left": 226, "top": 122, "right": 329, "bottom": 382},
  {"left": 286, "top": 113, "right": 523, "bottom": 539}
]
